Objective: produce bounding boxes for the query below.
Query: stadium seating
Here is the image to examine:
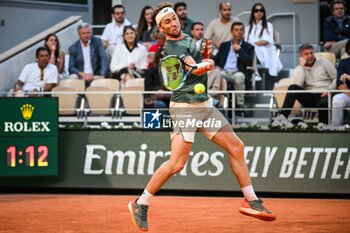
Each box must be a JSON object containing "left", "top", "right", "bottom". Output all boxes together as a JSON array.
[
  {"left": 51, "top": 79, "right": 85, "bottom": 116},
  {"left": 120, "top": 78, "right": 145, "bottom": 115},
  {"left": 315, "top": 52, "right": 336, "bottom": 66},
  {"left": 85, "top": 79, "right": 120, "bottom": 116}
]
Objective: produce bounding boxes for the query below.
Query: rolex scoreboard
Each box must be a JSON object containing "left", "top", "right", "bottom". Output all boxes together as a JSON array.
[{"left": 0, "top": 98, "right": 58, "bottom": 176}]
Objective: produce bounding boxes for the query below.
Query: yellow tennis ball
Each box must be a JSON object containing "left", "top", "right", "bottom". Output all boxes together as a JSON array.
[{"left": 194, "top": 83, "right": 205, "bottom": 94}]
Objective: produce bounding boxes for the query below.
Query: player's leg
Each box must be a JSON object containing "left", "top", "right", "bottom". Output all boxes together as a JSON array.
[
  {"left": 128, "top": 133, "right": 193, "bottom": 231},
  {"left": 211, "top": 124, "right": 276, "bottom": 221},
  {"left": 211, "top": 124, "right": 250, "bottom": 187},
  {"left": 145, "top": 134, "right": 192, "bottom": 194}
]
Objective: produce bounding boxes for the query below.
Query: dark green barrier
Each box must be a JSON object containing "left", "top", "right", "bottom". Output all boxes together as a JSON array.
[{"left": 0, "top": 130, "right": 348, "bottom": 194}]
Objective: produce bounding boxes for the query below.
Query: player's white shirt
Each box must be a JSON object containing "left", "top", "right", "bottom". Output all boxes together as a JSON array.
[
  {"left": 101, "top": 19, "right": 132, "bottom": 46},
  {"left": 19, "top": 63, "right": 58, "bottom": 91}
]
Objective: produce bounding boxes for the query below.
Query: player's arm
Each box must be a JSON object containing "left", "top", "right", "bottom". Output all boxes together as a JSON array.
[{"left": 182, "top": 56, "right": 214, "bottom": 76}]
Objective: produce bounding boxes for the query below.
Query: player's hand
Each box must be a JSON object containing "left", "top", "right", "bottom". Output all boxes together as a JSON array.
[
  {"left": 202, "top": 58, "right": 214, "bottom": 71},
  {"left": 201, "top": 38, "right": 212, "bottom": 59}
]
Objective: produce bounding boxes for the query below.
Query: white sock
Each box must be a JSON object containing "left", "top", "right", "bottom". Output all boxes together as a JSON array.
[
  {"left": 137, "top": 189, "right": 153, "bottom": 206},
  {"left": 241, "top": 185, "right": 258, "bottom": 201}
]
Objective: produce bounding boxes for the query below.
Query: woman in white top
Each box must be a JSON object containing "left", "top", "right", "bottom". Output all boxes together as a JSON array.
[
  {"left": 110, "top": 25, "right": 148, "bottom": 86},
  {"left": 245, "top": 3, "right": 282, "bottom": 77},
  {"left": 44, "top": 33, "right": 66, "bottom": 80}
]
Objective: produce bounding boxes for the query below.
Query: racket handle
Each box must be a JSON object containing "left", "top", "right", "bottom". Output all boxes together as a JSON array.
[{"left": 196, "top": 62, "right": 210, "bottom": 69}]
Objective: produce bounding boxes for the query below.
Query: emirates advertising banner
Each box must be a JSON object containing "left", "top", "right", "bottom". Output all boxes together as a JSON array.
[{"left": 0, "top": 130, "right": 349, "bottom": 194}]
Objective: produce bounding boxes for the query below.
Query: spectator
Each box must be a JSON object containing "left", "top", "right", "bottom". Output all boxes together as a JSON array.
[
  {"left": 332, "top": 39, "right": 350, "bottom": 126},
  {"left": 148, "top": 29, "right": 166, "bottom": 68},
  {"left": 204, "top": 1, "right": 241, "bottom": 52},
  {"left": 245, "top": 3, "right": 282, "bottom": 77},
  {"left": 320, "top": 0, "right": 332, "bottom": 42},
  {"left": 110, "top": 25, "right": 148, "bottom": 87},
  {"left": 136, "top": 5, "right": 157, "bottom": 50},
  {"left": 191, "top": 21, "right": 206, "bottom": 49},
  {"left": 68, "top": 23, "right": 108, "bottom": 86},
  {"left": 174, "top": 2, "right": 195, "bottom": 36},
  {"left": 214, "top": 22, "right": 255, "bottom": 107},
  {"left": 144, "top": 48, "right": 171, "bottom": 109},
  {"left": 323, "top": 0, "right": 350, "bottom": 58},
  {"left": 101, "top": 4, "right": 132, "bottom": 60},
  {"left": 191, "top": 21, "right": 222, "bottom": 105},
  {"left": 44, "top": 33, "right": 65, "bottom": 80},
  {"left": 10, "top": 47, "right": 58, "bottom": 97},
  {"left": 280, "top": 44, "right": 336, "bottom": 124},
  {"left": 207, "top": 68, "right": 222, "bottom": 106}
]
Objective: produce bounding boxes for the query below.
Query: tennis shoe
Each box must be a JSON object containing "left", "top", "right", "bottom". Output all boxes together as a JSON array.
[
  {"left": 128, "top": 199, "right": 149, "bottom": 231},
  {"left": 239, "top": 199, "right": 276, "bottom": 221}
]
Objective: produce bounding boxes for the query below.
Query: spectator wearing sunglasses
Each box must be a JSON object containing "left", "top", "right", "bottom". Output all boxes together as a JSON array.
[
  {"left": 10, "top": 47, "right": 58, "bottom": 97},
  {"left": 245, "top": 3, "right": 282, "bottom": 77}
]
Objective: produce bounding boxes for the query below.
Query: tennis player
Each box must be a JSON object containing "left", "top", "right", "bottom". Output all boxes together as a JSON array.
[{"left": 128, "top": 3, "right": 276, "bottom": 231}]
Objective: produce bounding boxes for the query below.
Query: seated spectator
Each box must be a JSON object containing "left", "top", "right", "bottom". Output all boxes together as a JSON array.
[
  {"left": 214, "top": 22, "right": 255, "bottom": 107},
  {"left": 204, "top": 1, "right": 241, "bottom": 52},
  {"left": 191, "top": 22, "right": 206, "bottom": 51},
  {"left": 280, "top": 44, "right": 336, "bottom": 124},
  {"left": 148, "top": 30, "right": 166, "bottom": 68},
  {"left": 10, "top": 47, "right": 58, "bottom": 97},
  {"left": 136, "top": 5, "right": 157, "bottom": 50},
  {"left": 144, "top": 48, "right": 170, "bottom": 109},
  {"left": 323, "top": 0, "right": 350, "bottom": 58},
  {"left": 44, "top": 33, "right": 65, "bottom": 80},
  {"left": 174, "top": 2, "right": 195, "bottom": 36},
  {"left": 68, "top": 23, "right": 108, "bottom": 86},
  {"left": 110, "top": 25, "right": 148, "bottom": 87},
  {"left": 245, "top": 3, "right": 282, "bottom": 77},
  {"left": 191, "top": 21, "right": 222, "bottom": 105},
  {"left": 332, "top": 39, "right": 350, "bottom": 126},
  {"left": 207, "top": 68, "right": 222, "bottom": 106},
  {"left": 101, "top": 4, "right": 132, "bottom": 60}
]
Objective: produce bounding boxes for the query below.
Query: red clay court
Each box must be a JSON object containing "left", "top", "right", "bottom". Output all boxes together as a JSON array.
[{"left": 0, "top": 194, "right": 349, "bottom": 233}]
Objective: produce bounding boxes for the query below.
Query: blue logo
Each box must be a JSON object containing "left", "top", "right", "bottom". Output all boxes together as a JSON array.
[{"left": 143, "top": 109, "right": 162, "bottom": 129}]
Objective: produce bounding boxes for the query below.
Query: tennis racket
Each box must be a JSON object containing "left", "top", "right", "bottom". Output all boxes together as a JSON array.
[{"left": 159, "top": 55, "right": 210, "bottom": 91}]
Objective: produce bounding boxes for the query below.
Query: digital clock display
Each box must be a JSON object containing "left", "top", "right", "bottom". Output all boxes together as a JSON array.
[
  {"left": 0, "top": 98, "right": 58, "bottom": 176},
  {"left": 7, "top": 145, "right": 48, "bottom": 167}
]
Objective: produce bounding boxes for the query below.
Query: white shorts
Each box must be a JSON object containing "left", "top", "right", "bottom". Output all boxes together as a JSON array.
[{"left": 169, "top": 98, "right": 230, "bottom": 142}]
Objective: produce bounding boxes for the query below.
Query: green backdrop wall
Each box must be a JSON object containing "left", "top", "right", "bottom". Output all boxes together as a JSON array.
[{"left": 0, "top": 130, "right": 349, "bottom": 194}]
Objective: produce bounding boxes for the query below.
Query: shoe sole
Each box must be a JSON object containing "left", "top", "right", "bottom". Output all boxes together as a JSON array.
[
  {"left": 128, "top": 201, "right": 148, "bottom": 231},
  {"left": 239, "top": 207, "right": 276, "bottom": 221}
]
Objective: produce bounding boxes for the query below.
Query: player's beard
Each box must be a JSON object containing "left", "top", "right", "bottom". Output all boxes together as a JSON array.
[{"left": 166, "top": 28, "right": 182, "bottom": 39}]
